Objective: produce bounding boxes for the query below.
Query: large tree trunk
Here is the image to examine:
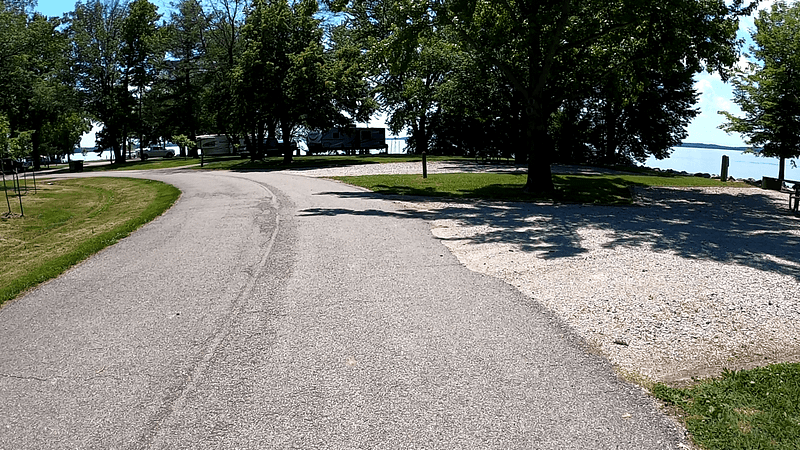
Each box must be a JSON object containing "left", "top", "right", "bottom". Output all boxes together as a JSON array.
[
  {"left": 525, "top": 157, "right": 555, "bottom": 194},
  {"left": 255, "top": 123, "right": 267, "bottom": 161},
  {"left": 113, "top": 142, "right": 122, "bottom": 164},
  {"left": 523, "top": 104, "right": 555, "bottom": 195},
  {"left": 604, "top": 103, "right": 618, "bottom": 164},
  {"left": 779, "top": 156, "right": 786, "bottom": 183},
  {"left": 244, "top": 133, "right": 255, "bottom": 161},
  {"left": 603, "top": 81, "right": 619, "bottom": 165}
]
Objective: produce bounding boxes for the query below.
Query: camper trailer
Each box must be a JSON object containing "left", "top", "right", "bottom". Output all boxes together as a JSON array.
[
  {"left": 196, "top": 134, "right": 239, "bottom": 156},
  {"left": 307, "top": 128, "right": 388, "bottom": 155}
]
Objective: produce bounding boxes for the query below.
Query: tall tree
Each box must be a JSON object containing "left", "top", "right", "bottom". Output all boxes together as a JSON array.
[
  {"left": 68, "top": 0, "right": 129, "bottom": 162},
  {"left": 431, "top": 48, "right": 524, "bottom": 160},
  {"left": 236, "top": 0, "right": 341, "bottom": 162},
  {"left": 40, "top": 112, "right": 92, "bottom": 162},
  {"left": 325, "top": 21, "right": 377, "bottom": 129},
  {"left": 0, "top": 5, "right": 33, "bottom": 159},
  {"left": 436, "top": 0, "right": 751, "bottom": 194},
  {"left": 202, "top": 0, "right": 248, "bottom": 144},
  {"left": 720, "top": 1, "right": 800, "bottom": 183},
  {"left": 121, "top": 0, "right": 164, "bottom": 159},
  {"left": 0, "top": 0, "right": 36, "bottom": 15},
  {"left": 579, "top": 64, "right": 699, "bottom": 165},
  {"left": 340, "top": 0, "right": 457, "bottom": 155},
  {"left": 0, "top": 5, "right": 79, "bottom": 170},
  {"left": 165, "top": 0, "right": 208, "bottom": 154}
]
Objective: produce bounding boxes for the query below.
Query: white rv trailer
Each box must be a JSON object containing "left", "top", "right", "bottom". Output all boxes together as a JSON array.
[{"left": 196, "top": 134, "right": 240, "bottom": 156}]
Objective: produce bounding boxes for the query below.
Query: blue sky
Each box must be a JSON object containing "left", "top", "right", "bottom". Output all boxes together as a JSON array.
[
  {"left": 36, "top": 0, "right": 768, "bottom": 148},
  {"left": 35, "top": 0, "right": 171, "bottom": 18}
]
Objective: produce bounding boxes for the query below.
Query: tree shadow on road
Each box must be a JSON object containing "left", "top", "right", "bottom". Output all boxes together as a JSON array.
[{"left": 300, "top": 187, "right": 800, "bottom": 280}]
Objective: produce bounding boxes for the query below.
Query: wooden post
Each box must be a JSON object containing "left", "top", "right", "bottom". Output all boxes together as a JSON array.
[
  {"left": 422, "top": 152, "right": 427, "bottom": 179},
  {"left": 721, "top": 155, "right": 729, "bottom": 182}
]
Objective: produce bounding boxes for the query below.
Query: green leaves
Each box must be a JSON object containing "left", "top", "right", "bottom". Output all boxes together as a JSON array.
[
  {"left": 68, "top": 0, "right": 129, "bottom": 156},
  {"left": 233, "top": 0, "right": 353, "bottom": 160},
  {"left": 0, "top": 5, "right": 80, "bottom": 167},
  {"left": 653, "top": 364, "right": 800, "bottom": 449},
  {"left": 720, "top": 1, "right": 800, "bottom": 178},
  {"left": 121, "top": 0, "right": 163, "bottom": 89}
]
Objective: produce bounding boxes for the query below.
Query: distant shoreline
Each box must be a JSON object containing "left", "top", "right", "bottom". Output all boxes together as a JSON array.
[{"left": 679, "top": 142, "right": 753, "bottom": 152}]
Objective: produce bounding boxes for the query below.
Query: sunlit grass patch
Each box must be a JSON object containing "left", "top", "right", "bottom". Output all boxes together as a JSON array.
[
  {"left": 653, "top": 364, "right": 800, "bottom": 449},
  {"left": 0, "top": 177, "right": 180, "bottom": 305},
  {"left": 199, "top": 154, "right": 470, "bottom": 171},
  {"left": 331, "top": 172, "right": 750, "bottom": 205}
]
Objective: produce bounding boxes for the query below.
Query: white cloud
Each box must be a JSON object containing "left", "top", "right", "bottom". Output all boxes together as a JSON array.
[
  {"left": 694, "top": 78, "right": 713, "bottom": 102},
  {"left": 693, "top": 75, "right": 729, "bottom": 111},
  {"left": 685, "top": 71, "right": 746, "bottom": 146},
  {"left": 757, "top": 0, "right": 777, "bottom": 11},
  {"left": 714, "top": 96, "right": 733, "bottom": 112}
]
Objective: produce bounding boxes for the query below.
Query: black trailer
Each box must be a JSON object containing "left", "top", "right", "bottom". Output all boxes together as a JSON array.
[{"left": 307, "top": 128, "right": 388, "bottom": 155}]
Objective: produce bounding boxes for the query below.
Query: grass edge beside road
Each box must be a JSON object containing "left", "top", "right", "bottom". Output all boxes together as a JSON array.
[
  {"left": 60, "top": 154, "right": 472, "bottom": 173},
  {"left": 0, "top": 178, "right": 180, "bottom": 307},
  {"left": 652, "top": 364, "right": 800, "bottom": 449}
]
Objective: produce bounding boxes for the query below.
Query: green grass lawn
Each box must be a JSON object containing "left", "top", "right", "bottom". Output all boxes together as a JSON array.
[
  {"left": 653, "top": 364, "right": 800, "bottom": 449},
  {"left": 198, "top": 154, "right": 471, "bottom": 171},
  {"left": 47, "top": 154, "right": 471, "bottom": 172},
  {"left": 76, "top": 156, "right": 214, "bottom": 171},
  {"left": 0, "top": 177, "right": 180, "bottom": 306},
  {"left": 332, "top": 172, "right": 750, "bottom": 205}
]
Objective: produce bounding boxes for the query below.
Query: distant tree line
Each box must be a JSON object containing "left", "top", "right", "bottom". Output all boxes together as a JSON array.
[{"left": 0, "top": 0, "right": 760, "bottom": 191}]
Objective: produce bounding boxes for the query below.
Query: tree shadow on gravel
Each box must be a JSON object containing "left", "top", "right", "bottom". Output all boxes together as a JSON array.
[{"left": 300, "top": 187, "right": 800, "bottom": 280}]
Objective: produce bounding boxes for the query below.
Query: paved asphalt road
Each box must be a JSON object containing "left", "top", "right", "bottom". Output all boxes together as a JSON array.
[{"left": 0, "top": 170, "right": 688, "bottom": 449}]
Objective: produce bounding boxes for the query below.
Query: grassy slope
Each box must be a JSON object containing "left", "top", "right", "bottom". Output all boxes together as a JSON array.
[{"left": 0, "top": 177, "right": 180, "bottom": 305}]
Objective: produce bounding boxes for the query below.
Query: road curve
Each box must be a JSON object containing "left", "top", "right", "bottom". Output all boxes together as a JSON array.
[{"left": 0, "top": 169, "right": 687, "bottom": 449}]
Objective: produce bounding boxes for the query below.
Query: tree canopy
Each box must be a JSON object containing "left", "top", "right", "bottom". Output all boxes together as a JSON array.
[
  {"left": 720, "top": 1, "right": 800, "bottom": 182},
  {"left": 0, "top": 0, "right": 759, "bottom": 194},
  {"left": 430, "top": 0, "right": 752, "bottom": 192}
]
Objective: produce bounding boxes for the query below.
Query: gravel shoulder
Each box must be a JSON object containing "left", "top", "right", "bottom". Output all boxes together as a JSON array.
[{"left": 297, "top": 161, "right": 800, "bottom": 386}]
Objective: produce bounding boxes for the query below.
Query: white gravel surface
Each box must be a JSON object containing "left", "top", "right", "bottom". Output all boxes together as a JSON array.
[{"left": 296, "top": 161, "right": 800, "bottom": 385}]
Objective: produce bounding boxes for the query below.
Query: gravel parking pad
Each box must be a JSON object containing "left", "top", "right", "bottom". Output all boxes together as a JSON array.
[
  {"left": 401, "top": 187, "right": 800, "bottom": 385},
  {"left": 296, "top": 162, "right": 800, "bottom": 385}
]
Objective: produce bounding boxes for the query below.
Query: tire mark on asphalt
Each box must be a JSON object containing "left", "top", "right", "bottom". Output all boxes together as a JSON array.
[{"left": 133, "top": 174, "right": 285, "bottom": 449}]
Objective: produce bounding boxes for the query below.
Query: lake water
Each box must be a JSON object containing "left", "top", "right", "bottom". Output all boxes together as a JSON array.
[{"left": 645, "top": 147, "right": 800, "bottom": 182}]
